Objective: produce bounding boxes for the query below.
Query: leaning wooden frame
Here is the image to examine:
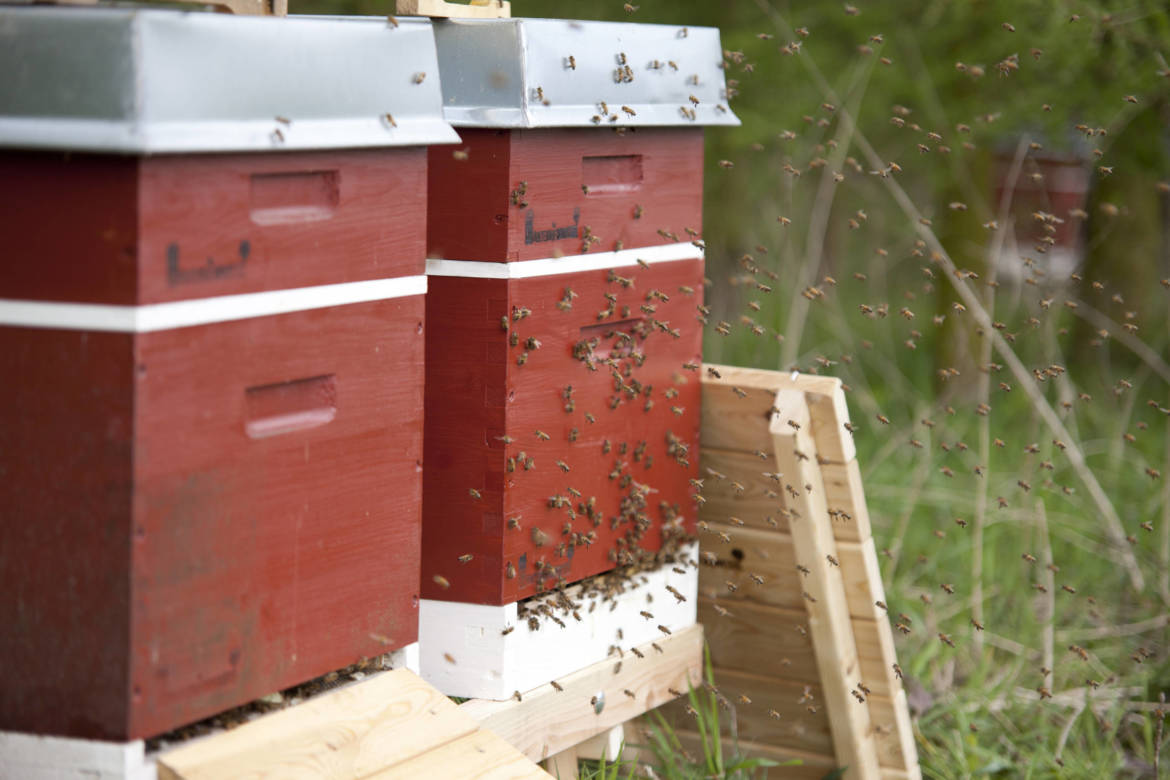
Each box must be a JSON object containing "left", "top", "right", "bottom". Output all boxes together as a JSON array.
[{"left": 651, "top": 364, "right": 920, "bottom": 780}]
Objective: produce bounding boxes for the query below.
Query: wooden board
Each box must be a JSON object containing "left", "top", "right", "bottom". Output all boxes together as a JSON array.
[
  {"left": 693, "top": 365, "right": 921, "bottom": 780},
  {"left": 770, "top": 388, "right": 881, "bottom": 778},
  {"left": 699, "top": 365, "right": 854, "bottom": 464},
  {"left": 461, "top": 623, "right": 703, "bottom": 763},
  {"left": 397, "top": 0, "right": 510, "bottom": 18},
  {"left": 157, "top": 668, "right": 551, "bottom": 779},
  {"left": 427, "top": 128, "right": 703, "bottom": 263}
]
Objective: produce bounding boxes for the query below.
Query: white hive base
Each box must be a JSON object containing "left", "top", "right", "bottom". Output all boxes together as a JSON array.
[{"left": 419, "top": 543, "right": 699, "bottom": 700}]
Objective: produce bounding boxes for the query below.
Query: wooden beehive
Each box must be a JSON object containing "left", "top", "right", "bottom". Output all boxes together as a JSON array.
[
  {"left": 421, "top": 17, "right": 739, "bottom": 607},
  {"left": 0, "top": 9, "right": 458, "bottom": 741}
]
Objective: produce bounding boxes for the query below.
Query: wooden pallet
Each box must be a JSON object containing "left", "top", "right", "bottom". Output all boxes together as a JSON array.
[
  {"left": 153, "top": 669, "right": 546, "bottom": 779},
  {"left": 653, "top": 364, "right": 920, "bottom": 780},
  {"left": 25, "top": 625, "right": 698, "bottom": 780}
]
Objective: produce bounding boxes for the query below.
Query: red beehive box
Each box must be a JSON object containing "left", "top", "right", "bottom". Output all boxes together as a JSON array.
[
  {"left": 0, "top": 9, "right": 457, "bottom": 741},
  {"left": 421, "top": 18, "right": 739, "bottom": 606}
]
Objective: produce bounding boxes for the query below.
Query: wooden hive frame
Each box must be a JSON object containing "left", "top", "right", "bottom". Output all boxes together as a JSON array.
[{"left": 649, "top": 364, "right": 920, "bottom": 780}]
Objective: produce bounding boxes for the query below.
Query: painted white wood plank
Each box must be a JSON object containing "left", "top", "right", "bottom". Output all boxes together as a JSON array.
[
  {"left": 0, "top": 276, "right": 426, "bottom": 333},
  {"left": 0, "top": 731, "right": 155, "bottom": 780},
  {"left": 425, "top": 242, "right": 702, "bottom": 280},
  {"left": 419, "top": 544, "right": 698, "bottom": 700}
]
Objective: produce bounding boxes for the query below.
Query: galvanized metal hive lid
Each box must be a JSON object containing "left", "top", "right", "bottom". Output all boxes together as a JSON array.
[
  {"left": 0, "top": 8, "right": 460, "bottom": 153},
  {"left": 432, "top": 17, "right": 741, "bottom": 128}
]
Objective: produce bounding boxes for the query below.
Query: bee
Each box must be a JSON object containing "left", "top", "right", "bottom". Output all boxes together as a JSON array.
[
  {"left": 749, "top": 573, "right": 765, "bottom": 585},
  {"left": 468, "top": 488, "right": 482, "bottom": 500},
  {"left": 433, "top": 574, "right": 450, "bottom": 589},
  {"left": 622, "top": 105, "right": 636, "bottom": 116},
  {"left": 1061, "top": 584, "right": 1077, "bottom": 594},
  {"left": 501, "top": 626, "right": 514, "bottom": 636},
  {"left": 270, "top": 127, "right": 285, "bottom": 144},
  {"left": 639, "top": 610, "right": 654, "bottom": 620},
  {"left": 941, "top": 583, "right": 955, "bottom": 594},
  {"left": 512, "top": 690, "right": 522, "bottom": 702},
  {"left": 769, "top": 709, "right": 782, "bottom": 720},
  {"left": 826, "top": 555, "right": 839, "bottom": 567},
  {"left": 444, "top": 653, "right": 456, "bottom": 664},
  {"left": 505, "top": 562, "right": 516, "bottom": 579},
  {"left": 412, "top": 72, "right": 427, "bottom": 84},
  {"left": 939, "top": 633, "right": 956, "bottom": 648},
  {"left": 876, "top": 413, "right": 891, "bottom": 425},
  {"left": 652, "top": 642, "right": 663, "bottom": 653},
  {"left": 507, "top": 516, "right": 521, "bottom": 530},
  {"left": 534, "top": 430, "right": 550, "bottom": 441},
  {"left": 711, "top": 603, "right": 733, "bottom": 617},
  {"left": 796, "top": 564, "right": 811, "bottom": 577},
  {"left": 458, "top": 554, "right": 474, "bottom": 564}
]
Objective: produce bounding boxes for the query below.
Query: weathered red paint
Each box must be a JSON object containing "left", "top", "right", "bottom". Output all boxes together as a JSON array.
[
  {"left": 0, "top": 149, "right": 426, "bottom": 741},
  {"left": 422, "top": 260, "right": 703, "bottom": 605},
  {"left": 0, "top": 148, "right": 427, "bottom": 304},
  {"left": 428, "top": 128, "right": 704, "bottom": 262}
]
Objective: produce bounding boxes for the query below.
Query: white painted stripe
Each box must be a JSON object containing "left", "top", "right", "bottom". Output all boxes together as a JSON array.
[
  {"left": 0, "top": 275, "right": 427, "bottom": 333},
  {"left": 425, "top": 241, "right": 703, "bottom": 280}
]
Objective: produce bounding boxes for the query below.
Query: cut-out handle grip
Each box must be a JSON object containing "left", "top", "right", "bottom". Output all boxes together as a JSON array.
[
  {"left": 250, "top": 170, "right": 339, "bottom": 226},
  {"left": 245, "top": 374, "right": 337, "bottom": 439},
  {"left": 582, "top": 155, "right": 643, "bottom": 195}
]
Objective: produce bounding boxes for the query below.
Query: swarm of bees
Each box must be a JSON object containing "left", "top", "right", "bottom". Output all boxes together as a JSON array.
[{"left": 412, "top": 8, "right": 1170, "bottom": 774}]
